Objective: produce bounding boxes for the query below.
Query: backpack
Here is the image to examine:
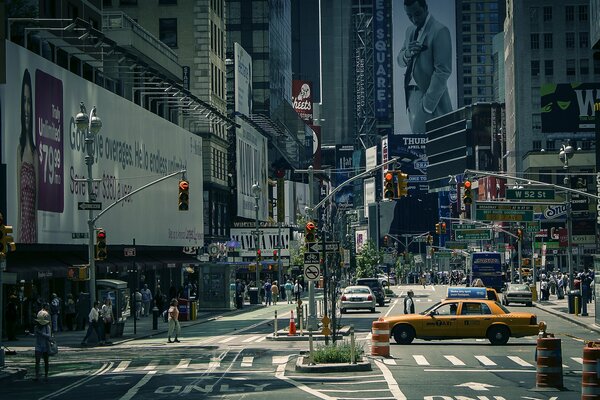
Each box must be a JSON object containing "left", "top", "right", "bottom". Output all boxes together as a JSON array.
[{"left": 162, "top": 309, "right": 169, "bottom": 323}]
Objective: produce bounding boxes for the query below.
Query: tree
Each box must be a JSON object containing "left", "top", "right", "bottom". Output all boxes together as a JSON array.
[{"left": 355, "top": 240, "right": 383, "bottom": 278}]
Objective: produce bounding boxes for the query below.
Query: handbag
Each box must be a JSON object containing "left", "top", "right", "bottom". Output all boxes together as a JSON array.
[{"left": 48, "top": 339, "right": 58, "bottom": 356}]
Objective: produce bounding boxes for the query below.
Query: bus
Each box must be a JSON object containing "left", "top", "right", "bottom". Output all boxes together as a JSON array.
[{"left": 471, "top": 252, "right": 503, "bottom": 292}]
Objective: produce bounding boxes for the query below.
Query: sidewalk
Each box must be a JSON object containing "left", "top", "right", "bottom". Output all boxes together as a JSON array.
[{"left": 533, "top": 294, "right": 600, "bottom": 334}]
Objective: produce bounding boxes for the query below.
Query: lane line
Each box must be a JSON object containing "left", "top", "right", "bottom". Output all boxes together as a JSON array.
[
  {"left": 413, "top": 355, "right": 429, "bottom": 366},
  {"left": 333, "top": 380, "right": 387, "bottom": 385},
  {"left": 320, "top": 388, "right": 391, "bottom": 393},
  {"left": 475, "top": 355, "right": 496, "bottom": 366},
  {"left": 243, "top": 335, "right": 261, "bottom": 343},
  {"left": 119, "top": 370, "right": 157, "bottom": 400},
  {"left": 508, "top": 356, "right": 533, "bottom": 367},
  {"left": 374, "top": 359, "right": 407, "bottom": 400},
  {"left": 425, "top": 368, "right": 536, "bottom": 373},
  {"left": 176, "top": 358, "right": 191, "bottom": 369},
  {"left": 444, "top": 355, "right": 466, "bottom": 366},
  {"left": 209, "top": 358, "right": 221, "bottom": 369},
  {"left": 241, "top": 356, "right": 254, "bottom": 367},
  {"left": 144, "top": 360, "right": 159, "bottom": 370},
  {"left": 113, "top": 361, "right": 130, "bottom": 372},
  {"left": 383, "top": 300, "right": 398, "bottom": 318}
]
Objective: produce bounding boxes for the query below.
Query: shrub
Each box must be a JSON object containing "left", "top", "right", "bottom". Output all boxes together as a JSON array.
[{"left": 312, "top": 340, "right": 364, "bottom": 364}]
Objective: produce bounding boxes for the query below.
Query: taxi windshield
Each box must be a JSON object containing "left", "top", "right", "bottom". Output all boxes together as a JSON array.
[
  {"left": 496, "top": 303, "right": 511, "bottom": 313},
  {"left": 420, "top": 301, "right": 441, "bottom": 315}
]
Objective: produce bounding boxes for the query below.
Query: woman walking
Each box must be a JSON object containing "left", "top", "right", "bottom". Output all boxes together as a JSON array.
[
  {"left": 34, "top": 311, "right": 52, "bottom": 381},
  {"left": 101, "top": 298, "right": 114, "bottom": 345},
  {"left": 167, "top": 299, "right": 181, "bottom": 343}
]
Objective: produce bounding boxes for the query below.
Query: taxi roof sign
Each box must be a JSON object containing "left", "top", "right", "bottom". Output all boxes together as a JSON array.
[{"left": 446, "top": 287, "right": 487, "bottom": 299}]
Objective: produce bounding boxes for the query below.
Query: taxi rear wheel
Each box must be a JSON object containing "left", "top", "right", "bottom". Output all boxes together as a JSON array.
[
  {"left": 393, "top": 325, "right": 415, "bottom": 344},
  {"left": 487, "top": 325, "right": 510, "bottom": 345}
]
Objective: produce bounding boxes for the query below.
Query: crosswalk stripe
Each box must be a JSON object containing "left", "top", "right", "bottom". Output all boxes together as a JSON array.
[
  {"left": 208, "top": 358, "right": 221, "bottom": 369},
  {"left": 383, "top": 359, "right": 397, "bottom": 365},
  {"left": 256, "top": 336, "right": 267, "bottom": 342},
  {"left": 219, "top": 337, "right": 236, "bottom": 344},
  {"left": 243, "top": 335, "right": 261, "bottom": 343},
  {"left": 176, "top": 359, "right": 191, "bottom": 369},
  {"left": 144, "top": 360, "right": 159, "bottom": 370},
  {"left": 114, "top": 361, "right": 130, "bottom": 372},
  {"left": 272, "top": 356, "right": 289, "bottom": 364},
  {"left": 444, "top": 355, "right": 465, "bottom": 366},
  {"left": 475, "top": 355, "right": 496, "bottom": 366},
  {"left": 241, "top": 356, "right": 254, "bottom": 367},
  {"left": 571, "top": 357, "right": 583, "bottom": 364},
  {"left": 508, "top": 356, "right": 533, "bottom": 367},
  {"left": 413, "top": 355, "right": 429, "bottom": 366}
]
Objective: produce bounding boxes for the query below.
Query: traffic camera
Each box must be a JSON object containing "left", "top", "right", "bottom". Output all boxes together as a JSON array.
[
  {"left": 178, "top": 180, "right": 189, "bottom": 211},
  {"left": 95, "top": 229, "right": 107, "bottom": 260}
]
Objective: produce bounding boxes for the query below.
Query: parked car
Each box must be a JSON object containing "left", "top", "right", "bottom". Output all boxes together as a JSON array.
[
  {"left": 339, "top": 285, "right": 376, "bottom": 313},
  {"left": 355, "top": 278, "right": 386, "bottom": 306},
  {"left": 502, "top": 283, "right": 533, "bottom": 307}
]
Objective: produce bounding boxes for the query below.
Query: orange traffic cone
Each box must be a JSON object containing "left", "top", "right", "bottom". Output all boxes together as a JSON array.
[{"left": 288, "top": 310, "right": 297, "bottom": 336}]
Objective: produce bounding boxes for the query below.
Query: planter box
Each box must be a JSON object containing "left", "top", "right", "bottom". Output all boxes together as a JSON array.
[{"left": 295, "top": 356, "right": 372, "bottom": 373}]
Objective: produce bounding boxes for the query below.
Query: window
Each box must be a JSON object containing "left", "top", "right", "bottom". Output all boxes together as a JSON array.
[
  {"left": 477, "top": 55, "right": 487, "bottom": 64},
  {"left": 476, "top": 35, "right": 485, "bottom": 43},
  {"left": 533, "top": 140, "right": 542, "bottom": 150},
  {"left": 463, "top": 55, "right": 471, "bottom": 64},
  {"left": 531, "top": 60, "right": 540, "bottom": 76},
  {"left": 579, "top": 32, "right": 589, "bottom": 48},
  {"left": 103, "top": 0, "right": 112, "bottom": 6},
  {"left": 476, "top": 24, "right": 485, "bottom": 33},
  {"left": 464, "top": 97, "right": 472, "bottom": 105},
  {"left": 543, "top": 6, "right": 552, "bottom": 22},
  {"left": 464, "top": 76, "right": 472, "bottom": 84},
  {"left": 462, "top": 24, "right": 471, "bottom": 33},
  {"left": 463, "top": 67, "right": 472, "bottom": 74},
  {"left": 464, "top": 87, "right": 472, "bottom": 95},
  {"left": 594, "top": 58, "right": 600, "bottom": 75},
  {"left": 532, "top": 114, "right": 542, "bottom": 130},
  {"left": 463, "top": 45, "right": 471, "bottom": 53},
  {"left": 580, "top": 59, "right": 589, "bottom": 75},
  {"left": 159, "top": 18, "right": 177, "bottom": 47},
  {"left": 462, "top": 3, "right": 471, "bottom": 11},
  {"left": 460, "top": 302, "right": 491, "bottom": 315},
  {"left": 579, "top": 5, "right": 588, "bottom": 21},
  {"left": 119, "top": 0, "right": 137, "bottom": 4},
  {"left": 476, "top": 13, "right": 486, "bottom": 22},
  {"left": 565, "top": 5, "right": 574, "bottom": 21},
  {"left": 462, "top": 14, "right": 471, "bottom": 22},
  {"left": 544, "top": 60, "right": 553, "bottom": 75},
  {"left": 566, "top": 59, "right": 576, "bottom": 76},
  {"left": 544, "top": 33, "right": 553, "bottom": 49},
  {"left": 159, "top": 0, "right": 177, "bottom": 4},
  {"left": 463, "top": 35, "right": 471, "bottom": 43},
  {"left": 530, "top": 34, "right": 539, "bottom": 49},
  {"left": 433, "top": 302, "right": 459, "bottom": 316},
  {"left": 565, "top": 32, "right": 575, "bottom": 48},
  {"left": 545, "top": 141, "right": 555, "bottom": 151},
  {"left": 530, "top": 7, "right": 538, "bottom": 23},
  {"left": 477, "top": 45, "right": 488, "bottom": 54}
]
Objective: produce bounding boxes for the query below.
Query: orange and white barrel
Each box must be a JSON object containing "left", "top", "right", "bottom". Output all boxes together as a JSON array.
[
  {"left": 536, "top": 337, "right": 563, "bottom": 389},
  {"left": 582, "top": 341, "right": 600, "bottom": 399},
  {"left": 371, "top": 320, "right": 390, "bottom": 357}
]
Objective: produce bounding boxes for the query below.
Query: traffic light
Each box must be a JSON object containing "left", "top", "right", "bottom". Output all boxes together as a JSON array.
[
  {"left": 396, "top": 171, "right": 409, "bottom": 197},
  {"left": 516, "top": 228, "right": 523, "bottom": 241},
  {"left": 383, "top": 235, "right": 389, "bottom": 247},
  {"left": 305, "top": 221, "right": 317, "bottom": 243},
  {"left": 95, "top": 229, "right": 107, "bottom": 260},
  {"left": 273, "top": 250, "right": 278, "bottom": 261},
  {"left": 427, "top": 234, "right": 433, "bottom": 245},
  {"left": 178, "top": 180, "right": 189, "bottom": 211},
  {"left": 0, "top": 222, "right": 16, "bottom": 257},
  {"left": 463, "top": 180, "right": 472, "bottom": 205},
  {"left": 383, "top": 171, "right": 395, "bottom": 199},
  {"left": 67, "top": 266, "right": 89, "bottom": 281},
  {"left": 435, "top": 223, "right": 441, "bottom": 235},
  {"left": 256, "top": 249, "right": 262, "bottom": 263},
  {"left": 441, "top": 222, "right": 447, "bottom": 234}
]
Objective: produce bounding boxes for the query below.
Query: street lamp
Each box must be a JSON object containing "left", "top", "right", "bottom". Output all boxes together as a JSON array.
[
  {"left": 251, "top": 182, "right": 261, "bottom": 295},
  {"left": 559, "top": 143, "right": 575, "bottom": 291},
  {"left": 75, "top": 103, "right": 102, "bottom": 306}
]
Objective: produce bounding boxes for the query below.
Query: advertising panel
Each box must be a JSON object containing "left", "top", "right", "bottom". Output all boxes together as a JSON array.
[
  {"left": 334, "top": 145, "right": 355, "bottom": 209},
  {"left": 235, "top": 119, "right": 269, "bottom": 220},
  {"left": 355, "top": 229, "right": 368, "bottom": 252},
  {"left": 230, "top": 228, "right": 291, "bottom": 257},
  {"left": 292, "top": 80, "right": 313, "bottom": 123},
  {"left": 1, "top": 41, "right": 203, "bottom": 246},
  {"left": 234, "top": 43, "right": 253, "bottom": 116},
  {"left": 388, "top": 134, "right": 428, "bottom": 192},
  {"left": 541, "top": 82, "right": 600, "bottom": 133},
  {"left": 392, "top": 0, "right": 457, "bottom": 134},
  {"left": 374, "top": 0, "right": 393, "bottom": 120}
]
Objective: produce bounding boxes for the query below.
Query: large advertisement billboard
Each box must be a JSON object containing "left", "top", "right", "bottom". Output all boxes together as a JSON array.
[
  {"left": 541, "top": 82, "right": 600, "bottom": 133},
  {"left": 1, "top": 41, "right": 204, "bottom": 246},
  {"left": 392, "top": 0, "right": 457, "bottom": 134},
  {"left": 292, "top": 80, "right": 313, "bottom": 123},
  {"left": 388, "top": 134, "right": 429, "bottom": 192},
  {"left": 334, "top": 145, "right": 355, "bottom": 209},
  {"left": 234, "top": 43, "right": 253, "bottom": 116},
  {"left": 374, "top": 0, "right": 393, "bottom": 120}
]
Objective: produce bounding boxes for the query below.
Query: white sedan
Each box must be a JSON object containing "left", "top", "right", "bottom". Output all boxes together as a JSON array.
[{"left": 339, "top": 285, "right": 376, "bottom": 313}]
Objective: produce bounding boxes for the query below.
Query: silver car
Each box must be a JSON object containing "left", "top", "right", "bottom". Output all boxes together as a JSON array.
[
  {"left": 339, "top": 285, "right": 376, "bottom": 313},
  {"left": 502, "top": 283, "right": 533, "bottom": 307}
]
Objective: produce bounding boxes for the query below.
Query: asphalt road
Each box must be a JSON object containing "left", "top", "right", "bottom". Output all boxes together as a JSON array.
[{"left": 2, "top": 285, "right": 596, "bottom": 399}]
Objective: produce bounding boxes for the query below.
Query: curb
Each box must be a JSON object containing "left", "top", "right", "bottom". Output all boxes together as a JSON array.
[
  {"left": 533, "top": 303, "right": 600, "bottom": 335},
  {"left": 267, "top": 326, "right": 351, "bottom": 341},
  {"left": 294, "top": 356, "right": 371, "bottom": 373}
]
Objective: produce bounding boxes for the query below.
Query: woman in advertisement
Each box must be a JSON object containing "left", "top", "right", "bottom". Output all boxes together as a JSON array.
[{"left": 17, "top": 69, "right": 38, "bottom": 243}]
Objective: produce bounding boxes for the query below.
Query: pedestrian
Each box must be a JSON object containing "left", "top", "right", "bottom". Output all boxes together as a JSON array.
[
  {"left": 6, "top": 295, "right": 18, "bottom": 341},
  {"left": 404, "top": 290, "right": 415, "bottom": 314},
  {"left": 65, "top": 294, "right": 76, "bottom": 331},
  {"left": 271, "top": 281, "right": 279, "bottom": 305},
  {"left": 235, "top": 279, "right": 244, "bottom": 309},
  {"left": 293, "top": 280, "right": 303, "bottom": 302},
  {"left": 101, "top": 298, "right": 114, "bottom": 345},
  {"left": 540, "top": 279, "right": 549, "bottom": 301},
  {"left": 284, "top": 280, "right": 293, "bottom": 304},
  {"left": 33, "top": 311, "right": 52, "bottom": 381},
  {"left": 50, "top": 293, "right": 60, "bottom": 334},
  {"left": 134, "top": 289, "right": 142, "bottom": 320},
  {"left": 264, "top": 280, "right": 273, "bottom": 306},
  {"left": 167, "top": 299, "right": 181, "bottom": 343},
  {"left": 141, "top": 284, "right": 153, "bottom": 317},
  {"left": 81, "top": 301, "right": 102, "bottom": 346},
  {"left": 154, "top": 285, "right": 164, "bottom": 313}
]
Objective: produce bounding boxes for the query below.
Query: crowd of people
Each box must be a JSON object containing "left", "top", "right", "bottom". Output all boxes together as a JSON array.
[{"left": 234, "top": 277, "right": 306, "bottom": 309}]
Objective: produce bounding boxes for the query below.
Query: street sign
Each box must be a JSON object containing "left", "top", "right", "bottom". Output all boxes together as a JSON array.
[
  {"left": 506, "top": 188, "right": 555, "bottom": 201},
  {"left": 525, "top": 220, "right": 541, "bottom": 233},
  {"left": 77, "top": 202, "right": 102, "bottom": 211},
  {"left": 455, "top": 229, "right": 492, "bottom": 241},
  {"left": 124, "top": 247, "right": 136, "bottom": 257},
  {"left": 475, "top": 202, "right": 534, "bottom": 222},
  {"left": 306, "top": 241, "right": 340, "bottom": 253},
  {"left": 436, "top": 251, "right": 452, "bottom": 258},
  {"left": 303, "top": 264, "right": 321, "bottom": 281},
  {"left": 304, "top": 252, "right": 320, "bottom": 264},
  {"left": 444, "top": 241, "right": 468, "bottom": 250},
  {"left": 452, "top": 223, "right": 477, "bottom": 230}
]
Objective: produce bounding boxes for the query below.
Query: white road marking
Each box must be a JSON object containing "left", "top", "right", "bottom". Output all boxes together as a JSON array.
[
  {"left": 383, "top": 359, "right": 397, "bottom": 365},
  {"left": 176, "top": 358, "right": 191, "bottom": 369},
  {"left": 425, "top": 368, "right": 537, "bottom": 373},
  {"left": 208, "top": 358, "right": 221, "bottom": 369},
  {"left": 119, "top": 370, "right": 156, "bottom": 400},
  {"left": 275, "top": 357, "right": 336, "bottom": 400},
  {"left": 114, "top": 361, "right": 130, "bottom": 372},
  {"left": 320, "top": 388, "right": 391, "bottom": 393},
  {"left": 256, "top": 336, "right": 267, "bottom": 342},
  {"left": 374, "top": 359, "right": 407, "bottom": 400},
  {"left": 219, "top": 336, "right": 236, "bottom": 344},
  {"left": 243, "top": 335, "right": 261, "bottom": 343},
  {"left": 444, "top": 355, "right": 466, "bottom": 366},
  {"left": 272, "top": 356, "right": 289, "bottom": 364},
  {"left": 332, "top": 380, "right": 387, "bottom": 385},
  {"left": 508, "top": 356, "right": 533, "bottom": 367},
  {"left": 475, "top": 355, "right": 496, "bottom": 366},
  {"left": 144, "top": 360, "right": 159, "bottom": 370},
  {"left": 241, "top": 356, "right": 254, "bottom": 367},
  {"left": 413, "top": 355, "right": 430, "bottom": 366},
  {"left": 40, "top": 363, "right": 112, "bottom": 400},
  {"left": 571, "top": 357, "right": 583, "bottom": 364},
  {"left": 383, "top": 299, "right": 398, "bottom": 317}
]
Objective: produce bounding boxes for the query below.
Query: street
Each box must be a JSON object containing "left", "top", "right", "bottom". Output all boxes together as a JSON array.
[{"left": 1, "top": 285, "right": 597, "bottom": 399}]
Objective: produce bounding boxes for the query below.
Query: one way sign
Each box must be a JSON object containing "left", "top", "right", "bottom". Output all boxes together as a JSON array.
[{"left": 306, "top": 241, "right": 340, "bottom": 253}]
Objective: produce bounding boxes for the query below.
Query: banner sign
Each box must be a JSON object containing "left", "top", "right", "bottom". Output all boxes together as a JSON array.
[
  {"left": 541, "top": 82, "right": 600, "bottom": 133},
  {"left": 292, "top": 80, "right": 313, "bottom": 123}
]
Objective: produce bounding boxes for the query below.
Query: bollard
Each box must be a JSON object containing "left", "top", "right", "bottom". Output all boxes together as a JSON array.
[
  {"left": 152, "top": 306, "right": 159, "bottom": 330},
  {"left": 350, "top": 325, "right": 356, "bottom": 364},
  {"left": 535, "top": 337, "right": 563, "bottom": 389},
  {"left": 274, "top": 310, "right": 278, "bottom": 337},
  {"left": 299, "top": 307, "right": 304, "bottom": 335},
  {"left": 371, "top": 320, "right": 390, "bottom": 357},
  {"left": 575, "top": 296, "right": 580, "bottom": 316},
  {"left": 582, "top": 341, "right": 600, "bottom": 399},
  {"left": 308, "top": 329, "right": 314, "bottom": 365}
]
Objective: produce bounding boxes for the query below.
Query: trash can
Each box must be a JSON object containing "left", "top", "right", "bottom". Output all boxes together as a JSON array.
[
  {"left": 249, "top": 288, "right": 259, "bottom": 305},
  {"left": 567, "top": 290, "right": 582, "bottom": 314}
]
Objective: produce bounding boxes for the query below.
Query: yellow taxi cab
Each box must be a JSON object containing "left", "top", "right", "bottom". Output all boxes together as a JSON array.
[{"left": 380, "top": 288, "right": 541, "bottom": 345}]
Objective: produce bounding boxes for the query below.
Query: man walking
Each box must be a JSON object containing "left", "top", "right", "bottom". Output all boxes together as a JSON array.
[
  {"left": 141, "top": 284, "right": 153, "bottom": 317},
  {"left": 404, "top": 290, "right": 415, "bottom": 314},
  {"left": 81, "top": 301, "right": 102, "bottom": 346},
  {"left": 50, "top": 293, "right": 60, "bottom": 334},
  {"left": 285, "top": 280, "right": 293, "bottom": 304}
]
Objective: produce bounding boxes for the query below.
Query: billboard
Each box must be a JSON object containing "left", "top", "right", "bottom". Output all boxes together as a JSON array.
[
  {"left": 235, "top": 120, "right": 269, "bottom": 220},
  {"left": 334, "top": 145, "right": 355, "bottom": 209},
  {"left": 541, "top": 83, "right": 600, "bottom": 133},
  {"left": 374, "top": 0, "right": 393, "bottom": 120},
  {"left": 292, "top": 80, "right": 313, "bottom": 123},
  {"left": 230, "top": 227, "right": 291, "bottom": 257},
  {"left": 234, "top": 43, "right": 253, "bottom": 116},
  {"left": 392, "top": 0, "right": 457, "bottom": 134},
  {"left": 387, "top": 134, "right": 428, "bottom": 192},
  {"left": 1, "top": 41, "right": 203, "bottom": 246}
]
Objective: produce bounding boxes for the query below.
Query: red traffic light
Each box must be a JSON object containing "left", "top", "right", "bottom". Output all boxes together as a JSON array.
[
  {"left": 97, "top": 231, "right": 106, "bottom": 239},
  {"left": 257, "top": 249, "right": 261, "bottom": 256},
  {"left": 179, "top": 180, "right": 189, "bottom": 191},
  {"left": 464, "top": 180, "right": 471, "bottom": 189},
  {"left": 384, "top": 172, "right": 394, "bottom": 182}
]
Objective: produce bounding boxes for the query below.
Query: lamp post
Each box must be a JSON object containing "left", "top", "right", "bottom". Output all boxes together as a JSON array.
[
  {"left": 75, "top": 103, "right": 102, "bottom": 307},
  {"left": 252, "top": 182, "right": 261, "bottom": 295},
  {"left": 559, "top": 143, "right": 575, "bottom": 291}
]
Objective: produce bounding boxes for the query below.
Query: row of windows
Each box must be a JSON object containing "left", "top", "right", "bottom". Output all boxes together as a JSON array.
[
  {"left": 461, "top": 23, "right": 501, "bottom": 34},
  {"left": 462, "top": 2, "right": 499, "bottom": 12},
  {"left": 461, "top": 12, "right": 500, "bottom": 23},
  {"left": 212, "top": 147, "right": 227, "bottom": 182},
  {"left": 530, "top": 58, "right": 600, "bottom": 76},
  {"left": 530, "top": 5, "right": 588, "bottom": 23},
  {"left": 211, "top": 22, "right": 225, "bottom": 58},
  {"left": 530, "top": 32, "right": 589, "bottom": 50},
  {"left": 463, "top": 34, "right": 491, "bottom": 44},
  {"left": 210, "top": 0, "right": 224, "bottom": 19},
  {"left": 462, "top": 86, "right": 492, "bottom": 96},
  {"left": 103, "top": 0, "right": 177, "bottom": 5},
  {"left": 212, "top": 63, "right": 225, "bottom": 100},
  {"left": 159, "top": 18, "right": 177, "bottom": 48},
  {"left": 531, "top": 139, "right": 593, "bottom": 152}
]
